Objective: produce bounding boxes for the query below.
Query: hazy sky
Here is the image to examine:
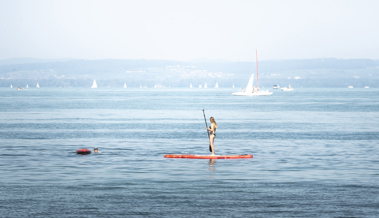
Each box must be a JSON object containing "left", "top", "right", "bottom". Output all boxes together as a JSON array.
[{"left": 1, "top": 0, "right": 378, "bottom": 61}]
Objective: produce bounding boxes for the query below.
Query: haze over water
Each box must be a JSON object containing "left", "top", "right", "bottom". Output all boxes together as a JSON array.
[{"left": 0, "top": 88, "right": 378, "bottom": 217}]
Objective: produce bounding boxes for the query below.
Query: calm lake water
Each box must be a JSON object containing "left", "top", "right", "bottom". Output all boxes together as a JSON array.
[{"left": 0, "top": 88, "right": 378, "bottom": 217}]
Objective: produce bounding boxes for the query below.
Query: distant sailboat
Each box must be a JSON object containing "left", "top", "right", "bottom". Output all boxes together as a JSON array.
[
  {"left": 215, "top": 82, "right": 219, "bottom": 88},
  {"left": 124, "top": 83, "right": 127, "bottom": 88},
  {"left": 233, "top": 84, "right": 235, "bottom": 88},
  {"left": 281, "top": 85, "right": 294, "bottom": 91},
  {"left": 190, "top": 83, "right": 193, "bottom": 88},
  {"left": 36, "top": 83, "right": 40, "bottom": 88},
  {"left": 91, "top": 80, "right": 98, "bottom": 88},
  {"left": 199, "top": 85, "right": 202, "bottom": 88},
  {"left": 204, "top": 83, "right": 208, "bottom": 88},
  {"left": 26, "top": 84, "right": 29, "bottom": 88},
  {"left": 232, "top": 49, "right": 273, "bottom": 96},
  {"left": 10, "top": 84, "right": 13, "bottom": 88}
]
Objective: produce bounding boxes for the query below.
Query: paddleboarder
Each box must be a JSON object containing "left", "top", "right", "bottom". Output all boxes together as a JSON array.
[{"left": 206, "top": 117, "right": 217, "bottom": 155}]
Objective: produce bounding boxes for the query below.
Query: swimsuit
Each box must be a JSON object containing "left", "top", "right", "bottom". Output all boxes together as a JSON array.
[{"left": 210, "top": 129, "right": 216, "bottom": 137}]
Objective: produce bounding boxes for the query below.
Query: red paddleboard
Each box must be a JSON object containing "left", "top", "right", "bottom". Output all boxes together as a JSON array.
[{"left": 164, "top": 154, "right": 253, "bottom": 159}]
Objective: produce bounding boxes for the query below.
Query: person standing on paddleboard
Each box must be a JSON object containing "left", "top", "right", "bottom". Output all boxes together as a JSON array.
[{"left": 206, "top": 117, "right": 217, "bottom": 155}]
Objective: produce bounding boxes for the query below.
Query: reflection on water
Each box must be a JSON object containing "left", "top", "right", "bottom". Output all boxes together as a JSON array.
[{"left": 208, "top": 159, "right": 216, "bottom": 179}]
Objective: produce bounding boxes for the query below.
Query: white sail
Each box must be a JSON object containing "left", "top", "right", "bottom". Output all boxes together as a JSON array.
[
  {"left": 190, "top": 83, "right": 193, "bottom": 88},
  {"left": 204, "top": 83, "right": 208, "bottom": 88},
  {"left": 26, "top": 84, "right": 29, "bottom": 88},
  {"left": 124, "top": 83, "right": 127, "bottom": 88},
  {"left": 36, "top": 83, "right": 40, "bottom": 88},
  {"left": 91, "top": 80, "right": 98, "bottom": 88},
  {"left": 233, "top": 84, "right": 234, "bottom": 88},
  {"left": 10, "top": 84, "right": 12, "bottom": 88},
  {"left": 215, "top": 82, "right": 219, "bottom": 88},
  {"left": 245, "top": 73, "right": 254, "bottom": 93},
  {"left": 199, "top": 85, "right": 202, "bottom": 88}
]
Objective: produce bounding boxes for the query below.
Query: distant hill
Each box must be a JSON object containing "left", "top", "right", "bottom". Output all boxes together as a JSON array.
[{"left": 0, "top": 58, "right": 378, "bottom": 88}]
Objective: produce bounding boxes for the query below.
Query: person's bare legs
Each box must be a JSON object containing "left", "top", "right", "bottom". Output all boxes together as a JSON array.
[{"left": 209, "top": 134, "right": 215, "bottom": 155}]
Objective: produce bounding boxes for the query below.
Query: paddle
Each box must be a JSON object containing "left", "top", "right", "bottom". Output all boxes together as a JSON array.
[{"left": 202, "top": 109, "right": 212, "bottom": 152}]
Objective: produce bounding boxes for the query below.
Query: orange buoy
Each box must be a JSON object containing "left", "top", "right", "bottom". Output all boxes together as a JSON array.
[{"left": 76, "top": 149, "right": 91, "bottom": 155}]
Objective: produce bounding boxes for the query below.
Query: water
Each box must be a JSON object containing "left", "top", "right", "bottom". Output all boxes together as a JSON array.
[{"left": 0, "top": 88, "right": 378, "bottom": 217}]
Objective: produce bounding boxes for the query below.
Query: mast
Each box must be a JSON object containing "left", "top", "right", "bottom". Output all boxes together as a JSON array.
[{"left": 256, "top": 49, "right": 259, "bottom": 91}]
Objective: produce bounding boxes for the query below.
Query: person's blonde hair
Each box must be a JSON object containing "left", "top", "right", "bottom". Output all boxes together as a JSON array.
[{"left": 210, "top": 117, "right": 217, "bottom": 129}]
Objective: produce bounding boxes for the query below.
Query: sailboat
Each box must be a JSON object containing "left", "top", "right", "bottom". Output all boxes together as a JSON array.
[
  {"left": 281, "top": 85, "right": 293, "bottom": 91},
  {"left": 204, "top": 83, "right": 208, "bottom": 88},
  {"left": 26, "top": 84, "right": 29, "bottom": 88},
  {"left": 215, "top": 82, "right": 219, "bottom": 88},
  {"left": 124, "top": 83, "right": 127, "bottom": 88},
  {"left": 91, "top": 80, "right": 98, "bottom": 88},
  {"left": 232, "top": 49, "right": 273, "bottom": 96},
  {"left": 36, "top": 83, "right": 40, "bottom": 88},
  {"left": 190, "top": 83, "right": 193, "bottom": 88},
  {"left": 199, "top": 85, "right": 202, "bottom": 88},
  {"left": 233, "top": 84, "right": 235, "bottom": 88},
  {"left": 10, "top": 84, "right": 13, "bottom": 88}
]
